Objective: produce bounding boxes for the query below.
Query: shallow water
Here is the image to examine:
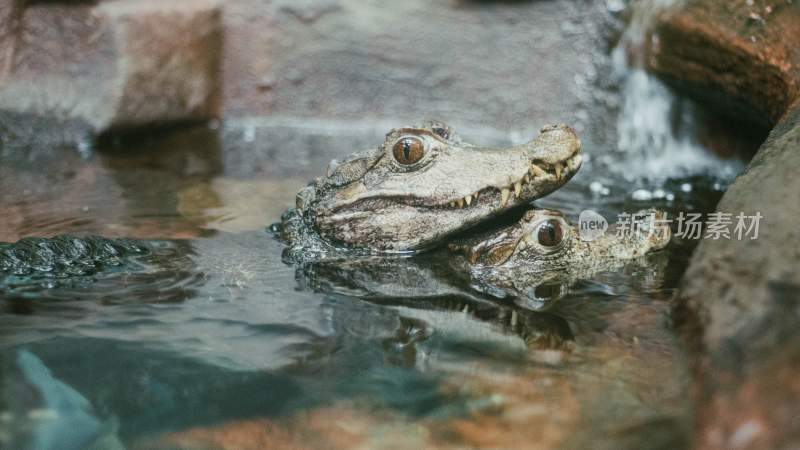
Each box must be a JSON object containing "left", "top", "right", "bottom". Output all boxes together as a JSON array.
[{"left": 0, "top": 103, "right": 745, "bottom": 449}]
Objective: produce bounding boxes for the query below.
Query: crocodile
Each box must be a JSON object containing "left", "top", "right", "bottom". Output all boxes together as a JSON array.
[
  {"left": 1, "top": 121, "right": 586, "bottom": 297},
  {"left": 0, "top": 205, "right": 668, "bottom": 320},
  {"left": 277, "top": 120, "right": 582, "bottom": 259},
  {"left": 448, "top": 207, "right": 671, "bottom": 303}
]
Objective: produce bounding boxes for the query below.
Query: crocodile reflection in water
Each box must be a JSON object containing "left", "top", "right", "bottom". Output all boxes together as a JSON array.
[
  {"left": 0, "top": 236, "right": 573, "bottom": 350},
  {"left": 298, "top": 254, "right": 575, "bottom": 351}
]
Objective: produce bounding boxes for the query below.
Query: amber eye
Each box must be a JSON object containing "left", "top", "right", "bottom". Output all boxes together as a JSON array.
[
  {"left": 537, "top": 220, "right": 563, "bottom": 247},
  {"left": 392, "top": 137, "right": 425, "bottom": 165}
]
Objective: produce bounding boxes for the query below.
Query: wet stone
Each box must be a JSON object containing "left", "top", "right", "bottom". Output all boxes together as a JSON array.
[
  {"left": 648, "top": 0, "right": 800, "bottom": 447},
  {"left": 0, "top": 0, "right": 222, "bottom": 136}
]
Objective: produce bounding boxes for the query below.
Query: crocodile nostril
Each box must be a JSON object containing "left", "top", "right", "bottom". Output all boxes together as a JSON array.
[{"left": 431, "top": 126, "right": 449, "bottom": 139}]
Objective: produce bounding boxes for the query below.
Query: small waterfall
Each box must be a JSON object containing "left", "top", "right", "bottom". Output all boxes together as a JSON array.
[{"left": 609, "top": 0, "right": 742, "bottom": 183}]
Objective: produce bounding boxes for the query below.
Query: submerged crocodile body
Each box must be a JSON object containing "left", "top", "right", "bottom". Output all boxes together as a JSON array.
[
  {"left": 0, "top": 235, "right": 197, "bottom": 301},
  {"left": 0, "top": 236, "right": 149, "bottom": 280},
  {"left": 278, "top": 120, "right": 581, "bottom": 259},
  {"left": 0, "top": 206, "right": 670, "bottom": 309}
]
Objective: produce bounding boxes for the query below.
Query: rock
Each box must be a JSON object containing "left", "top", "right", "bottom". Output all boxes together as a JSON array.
[
  {"left": 0, "top": 0, "right": 221, "bottom": 135},
  {"left": 648, "top": 1, "right": 800, "bottom": 448},
  {"left": 1, "top": 0, "right": 614, "bottom": 144},
  {"left": 674, "top": 107, "right": 800, "bottom": 450},
  {"left": 136, "top": 406, "right": 430, "bottom": 450},
  {"left": 646, "top": 0, "right": 800, "bottom": 128},
  {"left": 220, "top": 0, "right": 612, "bottom": 134}
]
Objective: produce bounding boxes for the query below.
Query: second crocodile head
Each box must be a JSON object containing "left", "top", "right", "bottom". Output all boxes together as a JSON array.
[{"left": 451, "top": 208, "right": 671, "bottom": 270}]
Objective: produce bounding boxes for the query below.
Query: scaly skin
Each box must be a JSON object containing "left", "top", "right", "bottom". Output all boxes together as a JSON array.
[
  {"left": 279, "top": 120, "right": 582, "bottom": 257},
  {"left": 448, "top": 208, "right": 671, "bottom": 301},
  {"left": 0, "top": 235, "right": 149, "bottom": 279},
  {"left": 0, "top": 236, "right": 200, "bottom": 300}
]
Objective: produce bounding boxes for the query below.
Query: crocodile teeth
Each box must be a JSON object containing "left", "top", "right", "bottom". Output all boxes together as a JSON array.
[
  {"left": 511, "top": 310, "right": 518, "bottom": 327},
  {"left": 462, "top": 304, "right": 470, "bottom": 313},
  {"left": 529, "top": 163, "right": 545, "bottom": 177},
  {"left": 500, "top": 188, "right": 510, "bottom": 207},
  {"left": 464, "top": 195, "right": 472, "bottom": 206},
  {"left": 523, "top": 174, "right": 530, "bottom": 184},
  {"left": 555, "top": 163, "right": 563, "bottom": 180},
  {"left": 514, "top": 181, "right": 522, "bottom": 197},
  {"left": 457, "top": 198, "right": 464, "bottom": 208},
  {"left": 449, "top": 201, "right": 456, "bottom": 208}
]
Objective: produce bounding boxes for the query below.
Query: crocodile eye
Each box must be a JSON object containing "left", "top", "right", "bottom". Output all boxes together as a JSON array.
[
  {"left": 537, "top": 220, "right": 563, "bottom": 247},
  {"left": 392, "top": 137, "right": 425, "bottom": 165}
]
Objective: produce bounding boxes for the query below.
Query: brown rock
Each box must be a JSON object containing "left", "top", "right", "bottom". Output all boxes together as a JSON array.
[
  {"left": 648, "top": 1, "right": 800, "bottom": 448},
  {"left": 138, "top": 406, "right": 430, "bottom": 450},
  {"left": 0, "top": 0, "right": 221, "bottom": 133},
  {"left": 647, "top": 0, "right": 800, "bottom": 127},
  {"left": 674, "top": 108, "right": 800, "bottom": 450}
]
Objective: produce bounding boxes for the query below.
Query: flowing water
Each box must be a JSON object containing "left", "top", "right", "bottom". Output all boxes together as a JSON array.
[{"left": 0, "top": 5, "right": 754, "bottom": 450}]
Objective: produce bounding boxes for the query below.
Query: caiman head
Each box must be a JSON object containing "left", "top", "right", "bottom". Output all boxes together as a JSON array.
[
  {"left": 447, "top": 207, "right": 671, "bottom": 305},
  {"left": 292, "top": 121, "right": 582, "bottom": 252},
  {"left": 450, "top": 208, "right": 671, "bottom": 273}
]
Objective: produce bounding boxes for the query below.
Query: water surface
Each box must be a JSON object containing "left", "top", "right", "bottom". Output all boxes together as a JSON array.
[{"left": 0, "top": 106, "right": 744, "bottom": 449}]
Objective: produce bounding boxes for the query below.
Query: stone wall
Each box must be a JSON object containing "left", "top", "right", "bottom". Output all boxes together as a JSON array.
[
  {"left": 0, "top": 0, "right": 611, "bottom": 142},
  {"left": 0, "top": 0, "right": 222, "bottom": 134},
  {"left": 220, "top": 0, "right": 608, "bottom": 134}
]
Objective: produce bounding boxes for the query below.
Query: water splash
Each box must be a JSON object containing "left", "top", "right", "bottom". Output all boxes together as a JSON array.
[{"left": 609, "top": 0, "right": 743, "bottom": 183}]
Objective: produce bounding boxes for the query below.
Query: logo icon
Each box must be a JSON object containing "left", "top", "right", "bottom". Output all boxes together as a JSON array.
[{"left": 579, "top": 210, "right": 607, "bottom": 242}]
